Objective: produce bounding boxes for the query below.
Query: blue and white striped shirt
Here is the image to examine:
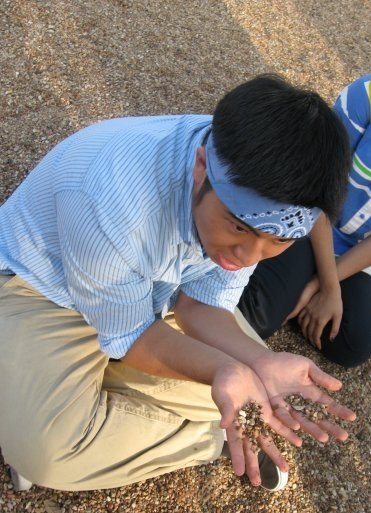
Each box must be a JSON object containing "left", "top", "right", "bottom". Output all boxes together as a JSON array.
[{"left": 0, "top": 115, "right": 255, "bottom": 358}]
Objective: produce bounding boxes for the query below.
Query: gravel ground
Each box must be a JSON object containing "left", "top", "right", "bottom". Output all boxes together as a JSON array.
[{"left": 0, "top": 1, "right": 370, "bottom": 512}]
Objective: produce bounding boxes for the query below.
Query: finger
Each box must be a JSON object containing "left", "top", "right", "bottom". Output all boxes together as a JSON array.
[
  {"left": 290, "top": 410, "right": 329, "bottom": 442},
  {"left": 317, "top": 419, "right": 349, "bottom": 441},
  {"left": 264, "top": 413, "right": 303, "bottom": 447},
  {"left": 308, "top": 364, "right": 342, "bottom": 392},
  {"left": 317, "top": 397, "right": 357, "bottom": 421},
  {"left": 298, "top": 390, "right": 356, "bottom": 422},
  {"left": 310, "top": 320, "right": 326, "bottom": 350},
  {"left": 306, "top": 319, "right": 318, "bottom": 347},
  {"left": 242, "top": 438, "right": 261, "bottom": 486},
  {"left": 225, "top": 426, "right": 246, "bottom": 476},
  {"left": 295, "top": 387, "right": 356, "bottom": 422},
  {"left": 329, "top": 315, "right": 341, "bottom": 340},
  {"left": 286, "top": 306, "right": 299, "bottom": 321},
  {"left": 258, "top": 436, "right": 289, "bottom": 473},
  {"left": 298, "top": 312, "right": 310, "bottom": 339},
  {"left": 272, "top": 404, "right": 301, "bottom": 431},
  {"left": 218, "top": 400, "right": 237, "bottom": 429},
  {"left": 287, "top": 298, "right": 308, "bottom": 321},
  {"left": 297, "top": 308, "right": 304, "bottom": 324}
]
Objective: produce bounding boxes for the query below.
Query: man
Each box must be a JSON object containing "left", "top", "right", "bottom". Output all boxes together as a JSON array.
[{"left": 0, "top": 75, "right": 355, "bottom": 493}]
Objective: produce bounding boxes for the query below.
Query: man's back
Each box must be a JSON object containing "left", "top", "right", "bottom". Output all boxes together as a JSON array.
[{"left": 0, "top": 115, "right": 211, "bottom": 308}]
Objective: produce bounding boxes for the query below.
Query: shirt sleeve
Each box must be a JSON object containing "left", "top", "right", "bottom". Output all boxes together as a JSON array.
[
  {"left": 180, "top": 264, "right": 256, "bottom": 312},
  {"left": 55, "top": 190, "right": 155, "bottom": 359},
  {"left": 334, "top": 74, "right": 371, "bottom": 151}
]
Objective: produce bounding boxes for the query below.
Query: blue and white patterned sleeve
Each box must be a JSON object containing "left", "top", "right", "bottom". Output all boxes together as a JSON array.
[
  {"left": 334, "top": 74, "right": 371, "bottom": 151},
  {"left": 56, "top": 190, "right": 155, "bottom": 359},
  {"left": 180, "top": 265, "right": 256, "bottom": 312}
]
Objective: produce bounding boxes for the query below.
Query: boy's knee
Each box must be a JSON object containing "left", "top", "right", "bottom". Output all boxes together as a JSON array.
[
  {"left": 321, "top": 328, "right": 370, "bottom": 368},
  {"left": 324, "top": 350, "right": 369, "bottom": 368}
]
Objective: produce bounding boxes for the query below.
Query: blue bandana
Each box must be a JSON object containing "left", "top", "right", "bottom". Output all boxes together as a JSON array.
[{"left": 205, "top": 133, "right": 321, "bottom": 238}]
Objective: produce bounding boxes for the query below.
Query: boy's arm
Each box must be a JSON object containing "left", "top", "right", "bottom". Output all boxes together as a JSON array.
[
  {"left": 309, "top": 213, "right": 340, "bottom": 293},
  {"left": 287, "top": 213, "right": 342, "bottom": 347},
  {"left": 335, "top": 236, "right": 371, "bottom": 279},
  {"left": 123, "top": 317, "right": 239, "bottom": 382}
]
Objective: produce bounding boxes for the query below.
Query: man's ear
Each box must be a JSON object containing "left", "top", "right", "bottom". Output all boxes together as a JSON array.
[{"left": 193, "top": 147, "right": 207, "bottom": 187}]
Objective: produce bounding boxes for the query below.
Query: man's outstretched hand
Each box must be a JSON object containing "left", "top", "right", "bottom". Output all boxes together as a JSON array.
[
  {"left": 251, "top": 351, "right": 356, "bottom": 442},
  {"left": 211, "top": 362, "right": 300, "bottom": 485},
  {"left": 211, "top": 354, "right": 356, "bottom": 486}
]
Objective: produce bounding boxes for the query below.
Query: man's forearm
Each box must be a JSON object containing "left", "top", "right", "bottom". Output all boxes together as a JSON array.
[
  {"left": 174, "top": 292, "right": 270, "bottom": 368},
  {"left": 122, "top": 318, "right": 240, "bottom": 384}
]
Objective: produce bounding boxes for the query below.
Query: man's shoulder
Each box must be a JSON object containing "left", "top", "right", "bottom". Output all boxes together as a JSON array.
[
  {"left": 82, "top": 114, "right": 211, "bottom": 193},
  {"left": 85, "top": 114, "right": 212, "bottom": 137},
  {"left": 76, "top": 115, "right": 211, "bottom": 237},
  {"left": 80, "top": 114, "right": 211, "bottom": 160}
]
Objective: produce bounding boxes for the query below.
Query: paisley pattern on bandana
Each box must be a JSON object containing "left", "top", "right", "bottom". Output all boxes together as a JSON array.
[{"left": 236, "top": 207, "right": 315, "bottom": 238}]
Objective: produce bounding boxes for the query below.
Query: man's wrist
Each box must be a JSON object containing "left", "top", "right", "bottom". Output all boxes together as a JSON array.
[
  {"left": 211, "top": 359, "right": 259, "bottom": 396},
  {"left": 242, "top": 343, "right": 273, "bottom": 370}
]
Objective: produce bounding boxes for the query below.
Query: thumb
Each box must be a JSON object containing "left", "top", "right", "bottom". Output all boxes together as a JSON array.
[
  {"left": 309, "top": 363, "right": 342, "bottom": 391},
  {"left": 285, "top": 304, "right": 302, "bottom": 321},
  {"left": 218, "top": 400, "right": 237, "bottom": 429},
  {"left": 329, "top": 315, "right": 341, "bottom": 340},
  {"left": 285, "top": 309, "right": 296, "bottom": 322}
]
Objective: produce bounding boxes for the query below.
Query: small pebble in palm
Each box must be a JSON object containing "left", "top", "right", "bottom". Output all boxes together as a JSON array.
[
  {"left": 285, "top": 394, "right": 329, "bottom": 423},
  {"left": 234, "top": 401, "right": 271, "bottom": 452},
  {"left": 235, "top": 395, "right": 332, "bottom": 452}
]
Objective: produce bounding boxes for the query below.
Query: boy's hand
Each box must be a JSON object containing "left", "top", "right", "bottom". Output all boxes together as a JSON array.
[
  {"left": 297, "top": 287, "right": 342, "bottom": 349},
  {"left": 286, "top": 276, "right": 319, "bottom": 320},
  {"left": 251, "top": 351, "right": 356, "bottom": 441},
  {"left": 224, "top": 423, "right": 289, "bottom": 487},
  {"left": 286, "top": 275, "right": 343, "bottom": 349},
  {"left": 211, "top": 362, "right": 300, "bottom": 484}
]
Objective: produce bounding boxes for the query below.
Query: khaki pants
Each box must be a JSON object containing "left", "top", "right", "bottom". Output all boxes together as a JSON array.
[{"left": 0, "top": 275, "right": 265, "bottom": 491}]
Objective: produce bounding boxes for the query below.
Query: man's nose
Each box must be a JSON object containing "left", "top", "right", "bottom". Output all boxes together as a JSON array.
[{"left": 234, "top": 237, "right": 265, "bottom": 267}]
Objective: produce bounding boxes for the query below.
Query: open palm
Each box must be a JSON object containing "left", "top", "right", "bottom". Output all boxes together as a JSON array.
[{"left": 251, "top": 351, "right": 356, "bottom": 441}]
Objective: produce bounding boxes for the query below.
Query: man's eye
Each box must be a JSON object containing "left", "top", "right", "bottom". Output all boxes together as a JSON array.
[
  {"left": 276, "top": 238, "right": 292, "bottom": 245},
  {"left": 234, "top": 224, "right": 246, "bottom": 232}
]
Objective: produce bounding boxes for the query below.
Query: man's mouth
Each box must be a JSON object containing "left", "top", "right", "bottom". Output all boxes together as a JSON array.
[{"left": 217, "top": 254, "right": 243, "bottom": 271}]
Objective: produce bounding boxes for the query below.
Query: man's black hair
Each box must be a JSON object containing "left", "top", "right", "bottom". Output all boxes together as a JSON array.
[{"left": 212, "top": 74, "right": 351, "bottom": 221}]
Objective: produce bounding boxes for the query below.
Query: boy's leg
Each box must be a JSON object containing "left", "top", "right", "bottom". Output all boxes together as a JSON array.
[
  {"left": 238, "top": 238, "right": 316, "bottom": 339},
  {"left": 320, "top": 271, "right": 371, "bottom": 367},
  {"left": 0, "top": 275, "right": 222, "bottom": 491}
]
